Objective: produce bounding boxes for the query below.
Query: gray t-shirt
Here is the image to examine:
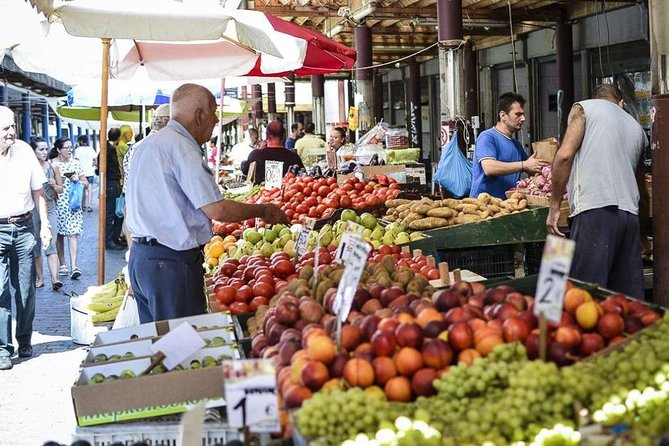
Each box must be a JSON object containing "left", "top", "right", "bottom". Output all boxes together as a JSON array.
[{"left": 568, "top": 99, "right": 647, "bottom": 217}]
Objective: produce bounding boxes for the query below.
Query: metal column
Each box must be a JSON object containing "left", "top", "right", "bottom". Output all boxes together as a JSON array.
[
  {"left": 252, "top": 84, "right": 263, "bottom": 128},
  {"left": 373, "top": 73, "right": 384, "bottom": 124},
  {"left": 0, "top": 84, "right": 6, "bottom": 106},
  {"left": 355, "top": 24, "right": 373, "bottom": 134},
  {"left": 650, "top": 0, "right": 669, "bottom": 306},
  {"left": 408, "top": 61, "right": 423, "bottom": 149},
  {"left": 311, "top": 75, "right": 325, "bottom": 136},
  {"left": 41, "top": 102, "right": 49, "bottom": 140},
  {"left": 267, "top": 83, "right": 277, "bottom": 122},
  {"left": 464, "top": 43, "right": 478, "bottom": 124},
  {"left": 337, "top": 79, "right": 347, "bottom": 124},
  {"left": 285, "top": 74, "right": 295, "bottom": 131},
  {"left": 68, "top": 123, "right": 74, "bottom": 140},
  {"left": 55, "top": 116, "right": 62, "bottom": 138},
  {"left": 556, "top": 19, "right": 574, "bottom": 140},
  {"left": 21, "top": 93, "right": 31, "bottom": 139},
  {"left": 436, "top": 0, "right": 465, "bottom": 130}
]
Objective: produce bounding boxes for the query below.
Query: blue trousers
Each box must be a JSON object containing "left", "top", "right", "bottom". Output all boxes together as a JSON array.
[
  {"left": 570, "top": 206, "right": 644, "bottom": 299},
  {"left": 128, "top": 242, "right": 206, "bottom": 323},
  {"left": 0, "top": 218, "right": 37, "bottom": 356}
]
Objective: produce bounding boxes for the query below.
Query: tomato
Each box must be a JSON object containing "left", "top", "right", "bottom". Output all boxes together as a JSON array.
[
  {"left": 253, "top": 282, "right": 274, "bottom": 298},
  {"left": 215, "top": 285, "right": 236, "bottom": 305},
  {"left": 340, "top": 196, "right": 353, "bottom": 208},
  {"left": 295, "top": 204, "right": 309, "bottom": 215},
  {"left": 305, "top": 197, "right": 318, "bottom": 207},
  {"left": 236, "top": 285, "right": 254, "bottom": 303},
  {"left": 329, "top": 183, "right": 338, "bottom": 190},
  {"left": 308, "top": 207, "right": 320, "bottom": 218},
  {"left": 229, "top": 301, "right": 250, "bottom": 315},
  {"left": 317, "top": 185, "right": 330, "bottom": 197},
  {"left": 366, "top": 196, "right": 381, "bottom": 207},
  {"left": 315, "top": 204, "right": 327, "bottom": 215},
  {"left": 364, "top": 184, "right": 374, "bottom": 193},
  {"left": 303, "top": 186, "right": 313, "bottom": 196}
]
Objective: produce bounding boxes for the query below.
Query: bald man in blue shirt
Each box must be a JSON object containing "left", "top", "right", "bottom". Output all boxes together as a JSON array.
[{"left": 126, "top": 84, "right": 288, "bottom": 323}]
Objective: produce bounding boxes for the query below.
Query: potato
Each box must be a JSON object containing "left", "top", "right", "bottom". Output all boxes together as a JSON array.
[
  {"left": 517, "top": 199, "right": 528, "bottom": 210},
  {"left": 441, "top": 198, "right": 459, "bottom": 209},
  {"left": 479, "top": 209, "right": 491, "bottom": 219},
  {"left": 403, "top": 212, "right": 424, "bottom": 224},
  {"left": 386, "top": 199, "right": 411, "bottom": 208},
  {"left": 491, "top": 197, "right": 503, "bottom": 206},
  {"left": 477, "top": 192, "right": 492, "bottom": 204},
  {"left": 455, "top": 214, "right": 482, "bottom": 225},
  {"left": 462, "top": 198, "right": 479, "bottom": 205},
  {"left": 488, "top": 204, "right": 501, "bottom": 214},
  {"left": 509, "top": 192, "right": 526, "bottom": 200},
  {"left": 427, "top": 207, "right": 457, "bottom": 218},
  {"left": 395, "top": 203, "right": 412, "bottom": 213},
  {"left": 410, "top": 203, "right": 434, "bottom": 215},
  {"left": 408, "top": 217, "right": 449, "bottom": 230}
]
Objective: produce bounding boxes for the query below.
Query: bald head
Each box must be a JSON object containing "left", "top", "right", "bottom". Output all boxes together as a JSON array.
[
  {"left": 170, "top": 83, "right": 218, "bottom": 145},
  {"left": 0, "top": 105, "right": 13, "bottom": 121}
]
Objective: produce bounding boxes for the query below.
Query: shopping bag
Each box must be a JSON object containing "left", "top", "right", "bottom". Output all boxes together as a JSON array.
[
  {"left": 115, "top": 194, "right": 125, "bottom": 219},
  {"left": 433, "top": 130, "right": 472, "bottom": 198},
  {"left": 112, "top": 289, "right": 140, "bottom": 330},
  {"left": 68, "top": 181, "right": 84, "bottom": 211}
]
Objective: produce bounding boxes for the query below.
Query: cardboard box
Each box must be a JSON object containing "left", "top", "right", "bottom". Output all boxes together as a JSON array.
[
  {"left": 93, "top": 312, "right": 233, "bottom": 346},
  {"left": 85, "top": 339, "right": 154, "bottom": 365},
  {"left": 532, "top": 138, "right": 559, "bottom": 161}
]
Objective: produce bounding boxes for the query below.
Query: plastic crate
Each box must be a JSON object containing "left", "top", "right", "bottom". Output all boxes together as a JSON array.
[
  {"left": 524, "top": 241, "right": 545, "bottom": 275},
  {"left": 73, "top": 418, "right": 241, "bottom": 446},
  {"left": 436, "top": 245, "right": 515, "bottom": 279}
]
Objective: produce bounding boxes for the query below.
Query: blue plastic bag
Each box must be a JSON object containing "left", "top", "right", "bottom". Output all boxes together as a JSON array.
[
  {"left": 433, "top": 130, "right": 472, "bottom": 198},
  {"left": 68, "top": 181, "right": 84, "bottom": 212},
  {"left": 115, "top": 195, "right": 125, "bottom": 219}
]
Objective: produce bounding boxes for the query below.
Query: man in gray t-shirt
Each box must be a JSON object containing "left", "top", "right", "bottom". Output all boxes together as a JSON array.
[{"left": 547, "top": 84, "right": 649, "bottom": 298}]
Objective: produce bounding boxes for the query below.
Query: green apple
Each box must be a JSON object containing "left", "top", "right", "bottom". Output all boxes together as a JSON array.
[
  {"left": 341, "top": 209, "right": 357, "bottom": 222},
  {"left": 264, "top": 228, "right": 277, "bottom": 243},
  {"left": 360, "top": 212, "right": 377, "bottom": 230},
  {"left": 243, "top": 229, "right": 262, "bottom": 245}
]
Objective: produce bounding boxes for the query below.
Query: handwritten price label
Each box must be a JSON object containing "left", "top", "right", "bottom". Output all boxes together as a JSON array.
[
  {"left": 332, "top": 235, "right": 371, "bottom": 322},
  {"left": 335, "top": 221, "right": 366, "bottom": 263},
  {"left": 534, "top": 235, "right": 576, "bottom": 323},
  {"left": 265, "top": 161, "right": 284, "bottom": 190},
  {"left": 295, "top": 218, "right": 316, "bottom": 258}
]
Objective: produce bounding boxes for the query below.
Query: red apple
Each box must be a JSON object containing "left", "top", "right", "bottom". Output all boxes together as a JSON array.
[{"left": 447, "top": 322, "right": 473, "bottom": 352}]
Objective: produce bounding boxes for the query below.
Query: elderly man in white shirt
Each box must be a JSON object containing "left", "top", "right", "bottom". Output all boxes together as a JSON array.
[
  {"left": 0, "top": 106, "right": 51, "bottom": 370},
  {"left": 126, "top": 84, "right": 287, "bottom": 323}
]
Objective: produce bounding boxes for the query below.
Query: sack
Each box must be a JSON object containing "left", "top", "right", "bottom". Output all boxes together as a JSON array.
[
  {"left": 115, "top": 195, "right": 125, "bottom": 219},
  {"left": 112, "top": 289, "right": 140, "bottom": 330},
  {"left": 433, "top": 130, "right": 473, "bottom": 198},
  {"left": 68, "top": 181, "right": 84, "bottom": 212}
]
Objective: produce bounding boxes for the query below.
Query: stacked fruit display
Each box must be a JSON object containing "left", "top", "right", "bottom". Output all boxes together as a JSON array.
[{"left": 244, "top": 174, "right": 401, "bottom": 223}]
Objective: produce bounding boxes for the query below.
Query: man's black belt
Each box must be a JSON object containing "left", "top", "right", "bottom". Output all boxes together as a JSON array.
[
  {"left": 133, "top": 237, "right": 164, "bottom": 247},
  {"left": 0, "top": 212, "right": 32, "bottom": 224}
]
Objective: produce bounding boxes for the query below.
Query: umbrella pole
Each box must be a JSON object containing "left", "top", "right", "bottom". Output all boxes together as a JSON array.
[
  {"left": 98, "top": 38, "right": 111, "bottom": 285},
  {"left": 215, "top": 78, "right": 225, "bottom": 186}
]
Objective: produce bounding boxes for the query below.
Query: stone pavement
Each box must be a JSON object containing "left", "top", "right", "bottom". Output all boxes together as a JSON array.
[{"left": 0, "top": 185, "right": 127, "bottom": 446}]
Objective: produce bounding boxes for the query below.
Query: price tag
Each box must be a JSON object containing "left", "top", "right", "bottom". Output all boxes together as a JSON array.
[
  {"left": 335, "top": 221, "right": 366, "bottom": 263},
  {"left": 332, "top": 235, "right": 371, "bottom": 322},
  {"left": 150, "top": 322, "right": 206, "bottom": 370},
  {"left": 223, "top": 359, "right": 280, "bottom": 433},
  {"left": 265, "top": 161, "right": 284, "bottom": 190},
  {"left": 295, "top": 218, "right": 316, "bottom": 258},
  {"left": 534, "top": 235, "right": 576, "bottom": 323}
]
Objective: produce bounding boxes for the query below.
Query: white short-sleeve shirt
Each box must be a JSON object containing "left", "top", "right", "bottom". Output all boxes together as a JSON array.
[
  {"left": 126, "top": 120, "right": 221, "bottom": 250},
  {"left": 0, "top": 140, "right": 47, "bottom": 218}
]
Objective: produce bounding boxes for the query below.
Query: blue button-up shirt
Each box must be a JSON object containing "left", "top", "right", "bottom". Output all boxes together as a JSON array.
[{"left": 126, "top": 120, "right": 221, "bottom": 250}]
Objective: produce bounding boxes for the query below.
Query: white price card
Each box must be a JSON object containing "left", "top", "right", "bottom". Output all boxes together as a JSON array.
[
  {"left": 332, "top": 235, "right": 371, "bottom": 322},
  {"left": 295, "top": 218, "right": 316, "bottom": 258},
  {"left": 223, "top": 359, "right": 280, "bottom": 433},
  {"left": 265, "top": 160, "right": 284, "bottom": 190},
  {"left": 335, "top": 221, "right": 366, "bottom": 263},
  {"left": 534, "top": 235, "right": 576, "bottom": 324},
  {"left": 150, "top": 322, "right": 206, "bottom": 370}
]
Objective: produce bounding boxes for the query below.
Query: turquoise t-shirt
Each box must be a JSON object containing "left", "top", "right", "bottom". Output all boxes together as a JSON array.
[{"left": 470, "top": 128, "right": 528, "bottom": 199}]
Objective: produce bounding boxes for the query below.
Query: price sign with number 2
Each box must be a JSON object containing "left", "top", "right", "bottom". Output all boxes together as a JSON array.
[{"left": 534, "top": 235, "right": 576, "bottom": 324}]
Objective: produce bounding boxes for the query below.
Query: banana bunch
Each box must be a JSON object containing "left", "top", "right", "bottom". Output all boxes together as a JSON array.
[{"left": 84, "top": 274, "right": 128, "bottom": 323}]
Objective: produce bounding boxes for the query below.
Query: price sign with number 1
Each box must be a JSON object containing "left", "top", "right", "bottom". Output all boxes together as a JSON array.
[{"left": 534, "top": 235, "right": 576, "bottom": 324}]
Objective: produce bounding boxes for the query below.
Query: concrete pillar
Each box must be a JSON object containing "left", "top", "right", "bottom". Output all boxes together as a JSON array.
[
  {"left": 252, "top": 84, "right": 263, "bottom": 128},
  {"left": 68, "top": 123, "right": 74, "bottom": 140},
  {"left": 311, "top": 75, "right": 325, "bottom": 135},
  {"left": 267, "top": 83, "right": 277, "bottom": 122},
  {"left": 55, "top": 116, "right": 62, "bottom": 138},
  {"left": 285, "top": 74, "right": 295, "bottom": 131},
  {"left": 373, "top": 73, "right": 384, "bottom": 124},
  {"left": 556, "top": 19, "right": 574, "bottom": 140},
  {"left": 41, "top": 102, "right": 49, "bottom": 140},
  {"left": 21, "top": 93, "right": 31, "bottom": 139},
  {"left": 337, "top": 80, "right": 347, "bottom": 124},
  {"left": 464, "top": 43, "right": 478, "bottom": 123},
  {"left": 408, "top": 61, "right": 423, "bottom": 149},
  {"left": 436, "top": 0, "right": 465, "bottom": 126},
  {"left": 355, "top": 24, "right": 373, "bottom": 134}
]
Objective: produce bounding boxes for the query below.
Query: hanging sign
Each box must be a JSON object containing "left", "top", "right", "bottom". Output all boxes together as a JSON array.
[{"left": 534, "top": 235, "right": 576, "bottom": 323}]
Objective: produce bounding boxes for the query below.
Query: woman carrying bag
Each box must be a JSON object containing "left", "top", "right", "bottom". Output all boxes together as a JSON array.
[
  {"left": 49, "top": 137, "right": 88, "bottom": 280},
  {"left": 30, "top": 137, "right": 64, "bottom": 291}
]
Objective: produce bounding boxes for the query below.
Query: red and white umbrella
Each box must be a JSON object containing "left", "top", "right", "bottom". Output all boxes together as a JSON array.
[{"left": 116, "top": 10, "right": 356, "bottom": 81}]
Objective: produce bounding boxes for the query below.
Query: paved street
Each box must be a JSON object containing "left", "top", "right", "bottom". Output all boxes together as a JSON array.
[{"left": 0, "top": 185, "right": 127, "bottom": 446}]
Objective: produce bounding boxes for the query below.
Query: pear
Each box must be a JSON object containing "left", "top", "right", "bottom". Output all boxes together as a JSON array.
[
  {"left": 362, "top": 228, "right": 373, "bottom": 241},
  {"left": 279, "top": 227, "right": 292, "bottom": 238},
  {"left": 278, "top": 233, "right": 292, "bottom": 248},
  {"left": 410, "top": 231, "right": 424, "bottom": 241},
  {"left": 260, "top": 242, "right": 274, "bottom": 258},
  {"left": 341, "top": 209, "right": 357, "bottom": 222},
  {"left": 395, "top": 232, "right": 411, "bottom": 245},
  {"left": 360, "top": 212, "right": 377, "bottom": 230},
  {"left": 243, "top": 229, "right": 262, "bottom": 245},
  {"left": 381, "top": 232, "right": 395, "bottom": 246},
  {"left": 264, "top": 228, "right": 277, "bottom": 243},
  {"left": 370, "top": 227, "right": 385, "bottom": 241},
  {"left": 273, "top": 224, "right": 287, "bottom": 234},
  {"left": 283, "top": 240, "right": 296, "bottom": 257},
  {"left": 320, "top": 231, "right": 333, "bottom": 247},
  {"left": 371, "top": 240, "right": 382, "bottom": 249}
]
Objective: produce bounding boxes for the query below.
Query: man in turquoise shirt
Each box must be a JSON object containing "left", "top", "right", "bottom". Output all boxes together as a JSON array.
[{"left": 470, "top": 92, "right": 547, "bottom": 199}]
